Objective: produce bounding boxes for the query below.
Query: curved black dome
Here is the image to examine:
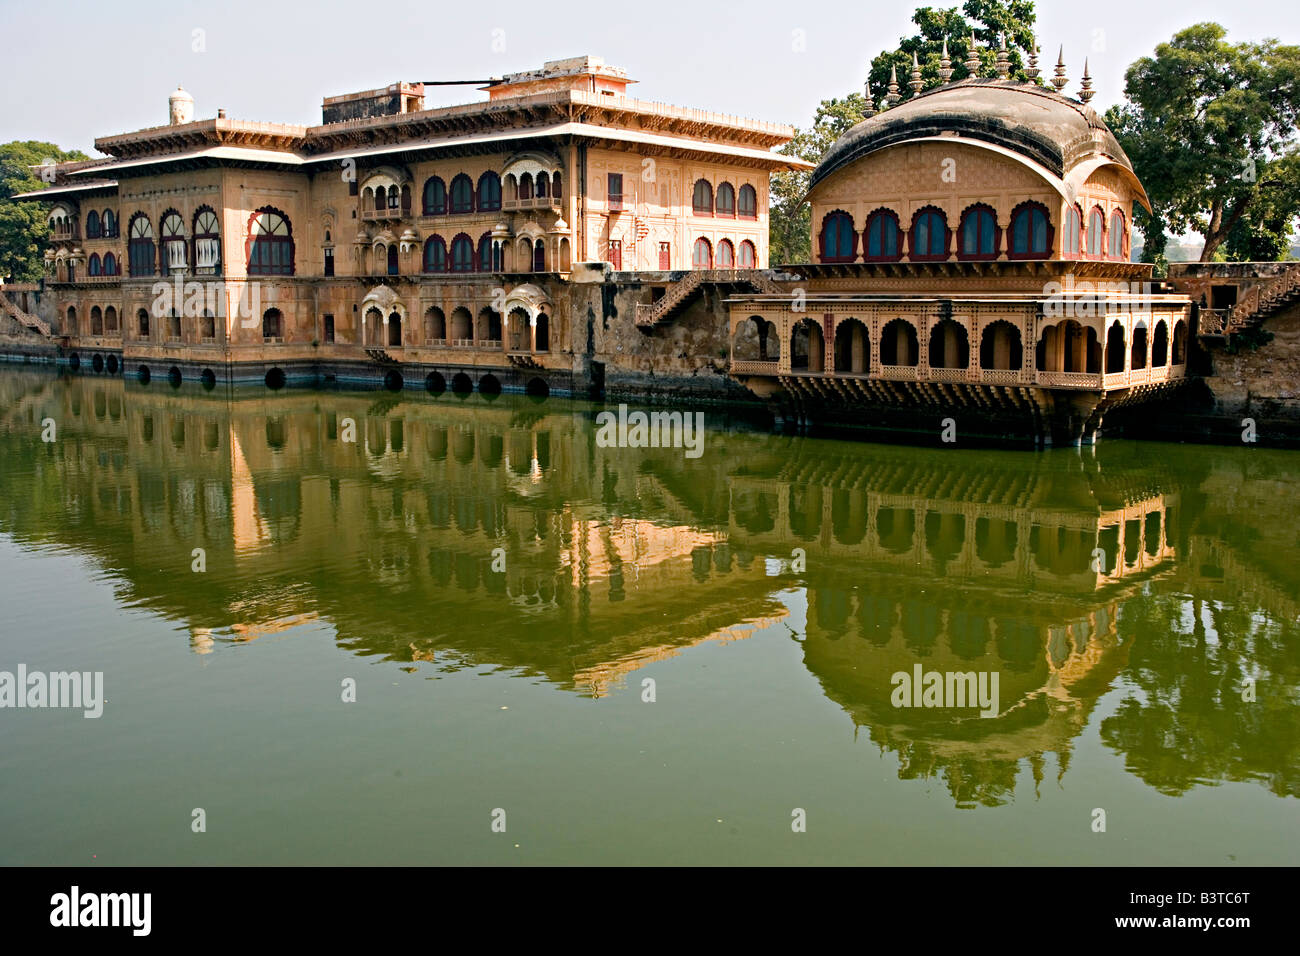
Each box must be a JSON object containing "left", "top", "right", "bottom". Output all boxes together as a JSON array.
[{"left": 810, "top": 79, "right": 1135, "bottom": 191}]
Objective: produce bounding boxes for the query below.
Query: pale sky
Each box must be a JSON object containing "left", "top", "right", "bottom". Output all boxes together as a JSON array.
[{"left": 2, "top": 0, "right": 1297, "bottom": 155}]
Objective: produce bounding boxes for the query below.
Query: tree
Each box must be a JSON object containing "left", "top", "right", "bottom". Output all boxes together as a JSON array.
[
  {"left": 0, "top": 141, "right": 89, "bottom": 283},
  {"left": 769, "top": 1, "right": 1039, "bottom": 264},
  {"left": 1109, "top": 23, "right": 1300, "bottom": 262}
]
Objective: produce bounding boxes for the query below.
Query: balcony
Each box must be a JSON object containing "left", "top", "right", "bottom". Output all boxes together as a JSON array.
[
  {"left": 361, "top": 207, "right": 411, "bottom": 222},
  {"left": 503, "top": 196, "right": 561, "bottom": 212}
]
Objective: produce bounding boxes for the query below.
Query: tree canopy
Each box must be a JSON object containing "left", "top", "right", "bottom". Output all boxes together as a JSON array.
[
  {"left": 0, "top": 141, "right": 88, "bottom": 283},
  {"left": 1106, "top": 23, "right": 1300, "bottom": 263}
]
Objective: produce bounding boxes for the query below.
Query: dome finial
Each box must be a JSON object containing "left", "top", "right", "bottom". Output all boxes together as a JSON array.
[
  {"left": 1079, "top": 58, "right": 1095, "bottom": 104},
  {"left": 1052, "top": 45, "right": 1069, "bottom": 93},
  {"left": 995, "top": 34, "right": 1010, "bottom": 79},
  {"left": 909, "top": 51, "right": 924, "bottom": 96},
  {"left": 886, "top": 63, "right": 901, "bottom": 106},
  {"left": 939, "top": 38, "right": 953, "bottom": 83},
  {"left": 1027, "top": 39, "right": 1040, "bottom": 83},
  {"left": 964, "top": 32, "right": 980, "bottom": 76}
]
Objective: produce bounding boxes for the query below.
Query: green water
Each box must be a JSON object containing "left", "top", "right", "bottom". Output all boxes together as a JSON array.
[{"left": 0, "top": 368, "right": 1295, "bottom": 865}]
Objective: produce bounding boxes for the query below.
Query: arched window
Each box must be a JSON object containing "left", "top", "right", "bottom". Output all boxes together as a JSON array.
[
  {"left": 86, "top": 210, "right": 101, "bottom": 239},
  {"left": 1087, "top": 207, "right": 1105, "bottom": 257},
  {"left": 819, "top": 210, "right": 856, "bottom": 262},
  {"left": 864, "top": 208, "right": 902, "bottom": 261},
  {"left": 450, "top": 174, "right": 474, "bottom": 214},
  {"left": 1063, "top": 205, "right": 1082, "bottom": 256},
  {"left": 957, "top": 204, "right": 999, "bottom": 259},
  {"left": 519, "top": 173, "right": 533, "bottom": 200},
  {"left": 1109, "top": 210, "right": 1126, "bottom": 259},
  {"left": 262, "top": 308, "right": 282, "bottom": 340},
  {"left": 909, "top": 207, "right": 949, "bottom": 260},
  {"left": 692, "top": 237, "right": 713, "bottom": 269},
  {"left": 693, "top": 179, "right": 713, "bottom": 216},
  {"left": 552, "top": 172, "right": 562, "bottom": 199},
  {"left": 88, "top": 253, "right": 102, "bottom": 276},
  {"left": 105, "top": 306, "right": 118, "bottom": 332},
  {"left": 739, "top": 240, "right": 757, "bottom": 268},
  {"left": 1008, "top": 202, "right": 1052, "bottom": 258},
  {"left": 737, "top": 184, "right": 757, "bottom": 219},
  {"left": 103, "top": 252, "right": 118, "bottom": 276},
  {"left": 717, "top": 239, "right": 735, "bottom": 267},
  {"left": 478, "top": 233, "right": 493, "bottom": 272},
  {"left": 247, "top": 208, "right": 294, "bottom": 275},
  {"left": 386, "top": 244, "right": 399, "bottom": 275},
  {"left": 160, "top": 210, "right": 187, "bottom": 273},
  {"left": 423, "top": 177, "right": 447, "bottom": 215},
  {"left": 91, "top": 306, "right": 103, "bottom": 335},
  {"left": 477, "top": 172, "right": 501, "bottom": 212},
  {"left": 127, "top": 214, "right": 155, "bottom": 276},
  {"left": 103, "top": 210, "right": 116, "bottom": 238},
  {"left": 536, "top": 172, "right": 550, "bottom": 198},
  {"left": 423, "top": 236, "right": 447, "bottom": 273},
  {"left": 137, "top": 308, "right": 150, "bottom": 336},
  {"left": 532, "top": 238, "right": 545, "bottom": 272},
  {"left": 716, "top": 183, "right": 736, "bottom": 217},
  {"left": 193, "top": 207, "right": 221, "bottom": 272},
  {"left": 451, "top": 234, "right": 474, "bottom": 272}
]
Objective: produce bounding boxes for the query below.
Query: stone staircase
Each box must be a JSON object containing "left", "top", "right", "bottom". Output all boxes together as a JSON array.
[
  {"left": 1204, "top": 262, "right": 1300, "bottom": 337},
  {"left": 364, "top": 347, "right": 399, "bottom": 366},
  {"left": 634, "top": 270, "right": 789, "bottom": 328},
  {"left": 0, "top": 287, "right": 52, "bottom": 337}
]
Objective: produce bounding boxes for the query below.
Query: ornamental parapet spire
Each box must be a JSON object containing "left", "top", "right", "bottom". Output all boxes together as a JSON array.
[
  {"left": 886, "top": 64, "right": 901, "bottom": 106},
  {"left": 939, "top": 38, "right": 953, "bottom": 83},
  {"left": 964, "top": 32, "right": 980, "bottom": 76},
  {"left": 1052, "top": 46, "right": 1069, "bottom": 93},
  {"left": 1079, "top": 59, "right": 1095, "bottom": 104},
  {"left": 1027, "top": 41, "right": 1040, "bottom": 83},
  {"left": 909, "top": 51, "right": 924, "bottom": 96},
  {"left": 995, "top": 35, "right": 1011, "bottom": 79}
]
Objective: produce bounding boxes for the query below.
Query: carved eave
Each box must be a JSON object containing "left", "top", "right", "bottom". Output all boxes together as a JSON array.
[
  {"left": 302, "top": 90, "right": 793, "bottom": 157},
  {"left": 95, "top": 118, "right": 308, "bottom": 160}
]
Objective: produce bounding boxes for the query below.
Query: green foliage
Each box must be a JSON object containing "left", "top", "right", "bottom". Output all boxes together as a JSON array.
[
  {"left": 866, "top": 0, "right": 1038, "bottom": 97},
  {"left": 0, "top": 141, "right": 89, "bottom": 283},
  {"left": 1109, "top": 23, "right": 1300, "bottom": 263},
  {"left": 768, "top": 1, "right": 1038, "bottom": 264},
  {"left": 1222, "top": 326, "right": 1274, "bottom": 354},
  {"left": 771, "top": 96, "right": 868, "bottom": 263}
]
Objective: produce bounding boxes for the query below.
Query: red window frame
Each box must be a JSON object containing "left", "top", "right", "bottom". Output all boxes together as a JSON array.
[
  {"left": 907, "top": 206, "right": 951, "bottom": 262},
  {"left": 818, "top": 210, "right": 857, "bottom": 263}
]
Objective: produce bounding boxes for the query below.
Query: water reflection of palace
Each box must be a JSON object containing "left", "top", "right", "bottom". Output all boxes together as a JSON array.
[{"left": 2, "top": 368, "right": 1295, "bottom": 803}]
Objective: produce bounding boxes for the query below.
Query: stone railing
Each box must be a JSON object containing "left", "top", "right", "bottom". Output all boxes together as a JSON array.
[
  {"left": 1036, "top": 370, "right": 1103, "bottom": 388},
  {"left": 730, "top": 359, "right": 779, "bottom": 375},
  {"left": 503, "top": 196, "right": 561, "bottom": 211},
  {"left": 928, "top": 366, "right": 967, "bottom": 383},
  {"left": 877, "top": 364, "right": 919, "bottom": 381},
  {"left": 636, "top": 269, "right": 786, "bottom": 327},
  {"left": 0, "top": 290, "right": 51, "bottom": 337},
  {"left": 979, "top": 368, "right": 1022, "bottom": 385}
]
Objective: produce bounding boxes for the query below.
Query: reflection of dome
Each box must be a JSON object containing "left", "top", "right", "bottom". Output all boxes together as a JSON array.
[{"left": 812, "top": 80, "right": 1138, "bottom": 194}]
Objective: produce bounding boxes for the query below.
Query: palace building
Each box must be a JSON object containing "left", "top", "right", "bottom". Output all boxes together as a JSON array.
[
  {"left": 12, "top": 56, "right": 808, "bottom": 396},
  {"left": 13, "top": 45, "right": 1300, "bottom": 444},
  {"left": 720, "top": 47, "right": 1194, "bottom": 444}
]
